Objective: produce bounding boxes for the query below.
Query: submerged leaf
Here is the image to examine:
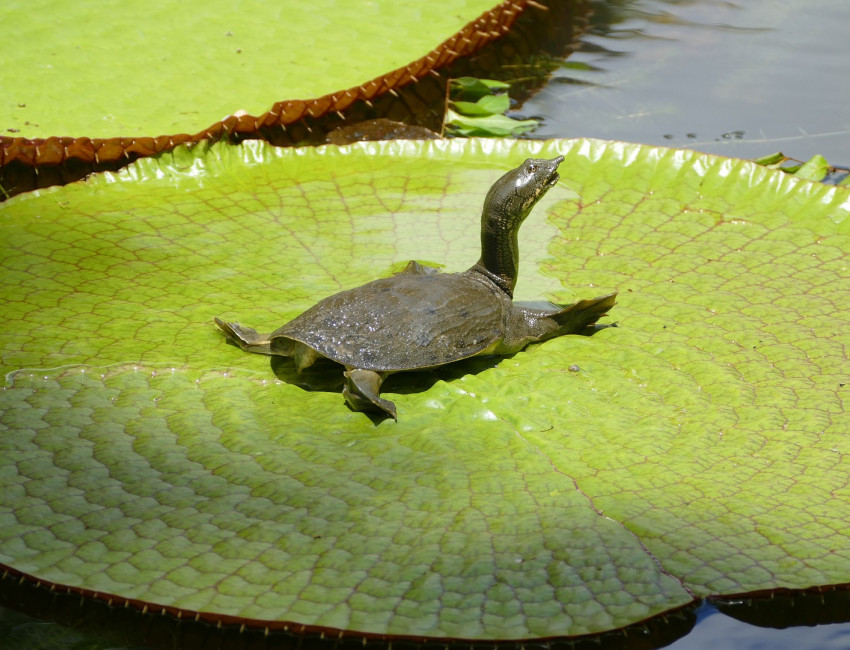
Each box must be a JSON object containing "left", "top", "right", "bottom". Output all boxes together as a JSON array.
[{"left": 0, "top": 138, "right": 848, "bottom": 641}]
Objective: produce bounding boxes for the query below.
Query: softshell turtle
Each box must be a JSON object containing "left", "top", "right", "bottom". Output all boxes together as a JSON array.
[{"left": 215, "top": 156, "right": 616, "bottom": 420}]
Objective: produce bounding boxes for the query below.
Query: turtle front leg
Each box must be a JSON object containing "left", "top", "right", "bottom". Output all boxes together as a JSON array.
[
  {"left": 214, "top": 318, "right": 273, "bottom": 355},
  {"left": 343, "top": 368, "right": 397, "bottom": 421},
  {"left": 397, "top": 260, "right": 441, "bottom": 276}
]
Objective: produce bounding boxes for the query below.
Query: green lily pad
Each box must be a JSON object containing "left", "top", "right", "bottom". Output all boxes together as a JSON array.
[
  {"left": 2, "top": 0, "right": 503, "bottom": 139},
  {"left": 1, "top": 138, "right": 849, "bottom": 641}
]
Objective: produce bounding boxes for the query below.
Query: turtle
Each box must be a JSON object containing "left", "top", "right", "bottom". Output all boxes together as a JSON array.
[{"left": 215, "top": 155, "right": 616, "bottom": 420}]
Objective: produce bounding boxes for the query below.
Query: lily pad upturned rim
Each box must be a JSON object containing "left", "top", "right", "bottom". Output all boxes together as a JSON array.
[{"left": 0, "top": 0, "right": 530, "bottom": 171}]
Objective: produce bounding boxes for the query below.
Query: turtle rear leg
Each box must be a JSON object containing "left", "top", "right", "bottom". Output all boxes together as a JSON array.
[
  {"left": 501, "top": 293, "right": 617, "bottom": 352},
  {"left": 547, "top": 292, "right": 618, "bottom": 336},
  {"left": 343, "top": 369, "right": 397, "bottom": 421},
  {"left": 214, "top": 318, "right": 273, "bottom": 355}
]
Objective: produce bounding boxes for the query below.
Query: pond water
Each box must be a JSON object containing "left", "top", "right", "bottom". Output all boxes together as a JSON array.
[
  {"left": 2, "top": 1, "right": 848, "bottom": 649},
  {"left": 669, "top": 602, "right": 850, "bottom": 650},
  {"left": 523, "top": 0, "right": 850, "bottom": 173}
]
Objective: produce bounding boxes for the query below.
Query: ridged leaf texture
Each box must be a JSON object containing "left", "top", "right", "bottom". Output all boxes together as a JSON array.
[{"left": 1, "top": 138, "right": 848, "bottom": 640}]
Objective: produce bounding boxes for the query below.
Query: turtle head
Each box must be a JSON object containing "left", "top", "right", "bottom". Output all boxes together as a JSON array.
[
  {"left": 483, "top": 156, "right": 564, "bottom": 231},
  {"left": 474, "top": 156, "right": 565, "bottom": 296}
]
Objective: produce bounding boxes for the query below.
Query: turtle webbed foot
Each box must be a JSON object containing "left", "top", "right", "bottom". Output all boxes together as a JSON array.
[
  {"left": 343, "top": 369, "right": 397, "bottom": 421},
  {"left": 548, "top": 292, "right": 618, "bottom": 336}
]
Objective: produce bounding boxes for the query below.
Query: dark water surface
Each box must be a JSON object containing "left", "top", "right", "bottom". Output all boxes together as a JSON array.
[
  {"left": 669, "top": 601, "right": 850, "bottom": 650},
  {"left": 524, "top": 0, "right": 850, "bottom": 169}
]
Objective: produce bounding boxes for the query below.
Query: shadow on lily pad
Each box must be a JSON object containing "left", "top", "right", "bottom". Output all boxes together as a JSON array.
[{"left": 264, "top": 319, "right": 616, "bottom": 422}]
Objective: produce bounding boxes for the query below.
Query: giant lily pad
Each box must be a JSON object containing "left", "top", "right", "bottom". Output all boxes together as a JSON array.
[{"left": 0, "top": 138, "right": 848, "bottom": 641}]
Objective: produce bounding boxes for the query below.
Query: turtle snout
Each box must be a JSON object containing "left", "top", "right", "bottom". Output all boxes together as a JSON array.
[{"left": 546, "top": 156, "right": 564, "bottom": 186}]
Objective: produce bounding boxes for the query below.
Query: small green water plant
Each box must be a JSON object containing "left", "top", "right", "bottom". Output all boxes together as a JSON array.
[
  {"left": 445, "top": 76, "right": 539, "bottom": 137},
  {"left": 753, "top": 151, "right": 850, "bottom": 184}
]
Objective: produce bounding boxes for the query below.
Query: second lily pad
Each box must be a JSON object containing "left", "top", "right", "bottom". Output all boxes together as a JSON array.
[{"left": 2, "top": 0, "right": 508, "bottom": 139}]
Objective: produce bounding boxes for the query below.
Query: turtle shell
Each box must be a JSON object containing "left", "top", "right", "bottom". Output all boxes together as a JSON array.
[{"left": 270, "top": 271, "right": 508, "bottom": 371}]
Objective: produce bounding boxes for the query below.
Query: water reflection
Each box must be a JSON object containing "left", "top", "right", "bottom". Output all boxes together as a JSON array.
[
  {"left": 525, "top": 0, "right": 850, "bottom": 166},
  {"left": 667, "top": 600, "right": 850, "bottom": 650}
]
